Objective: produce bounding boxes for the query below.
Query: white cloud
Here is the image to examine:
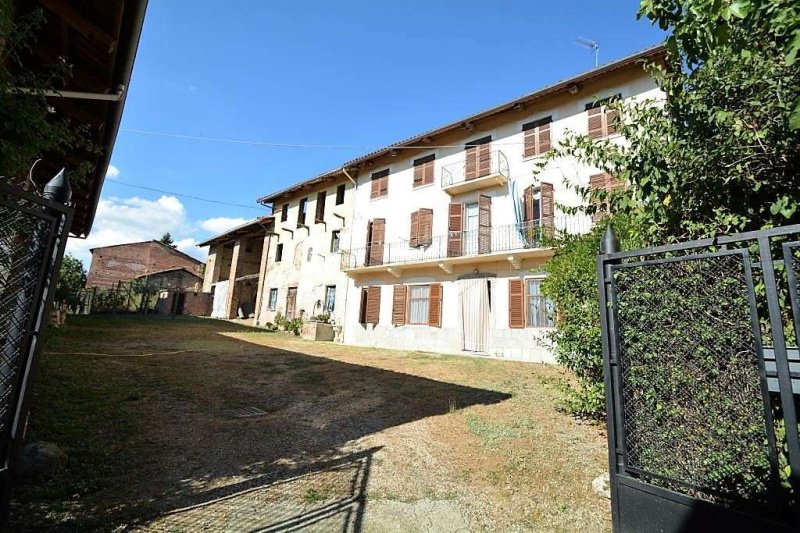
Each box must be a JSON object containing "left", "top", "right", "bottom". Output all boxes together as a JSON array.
[
  {"left": 199, "top": 216, "right": 249, "bottom": 235},
  {"left": 105, "top": 165, "right": 120, "bottom": 178},
  {"left": 66, "top": 194, "right": 202, "bottom": 267}
]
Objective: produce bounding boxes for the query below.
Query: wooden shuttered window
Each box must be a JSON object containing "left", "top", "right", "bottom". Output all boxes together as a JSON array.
[
  {"left": 428, "top": 283, "right": 442, "bottom": 328},
  {"left": 413, "top": 154, "right": 435, "bottom": 188},
  {"left": 409, "top": 208, "right": 433, "bottom": 248},
  {"left": 540, "top": 182, "right": 554, "bottom": 231},
  {"left": 370, "top": 170, "right": 390, "bottom": 199},
  {"left": 465, "top": 136, "right": 491, "bottom": 180},
  {"left": 365, "top": 218, "right": 385, "bottom": 265},
  {"left": 392, "top": 285, "right": 407, "bottom": 325},
  {"left": 448, "top": 202, "right": 463, "bottom": 257},
  {"left": 478, "top": 194, "right": 491, "bottom": 254},
  {"left": 522, "top": 183, "right": 554, "bottom": 230},
  {"left": 589, "top": 172, "right": 622, "bottom": 222},
  {"left": 586, "top": 95, "right": 621, "bottom": 139},
  {"left": 508, "top": 278, "right": 525, "bottom": 329},
  {"left": 365, "top": 286, "right": 381, "bottom": 324},
  {"left": 315, "top": 191, "right": 326, "bottom": 223},
  {"left": 522, "top": 116, "right": 552, "bottom": 158}
]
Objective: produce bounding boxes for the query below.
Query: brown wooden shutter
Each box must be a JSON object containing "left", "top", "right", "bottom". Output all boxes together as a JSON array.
[
  {"left": 369, "top": 218, "right": 385, "bottom": 265},
  {"left": 508, "top": 279, "right": 525, "bottom": 328},
  {"left": 366, "top": 286, "right": 381, "bottom": 324},
  {"left": 392, "top": 285, "right": 407, "bottom": 326},
  {"left": 409, "top": 210, "right": 420, "bottom": 248},
  {"left": 447, "top": 203, "right": 463, "bottom": 257},
  {"left": 478, "top": 195, "right": 491, "bottom": 254},
  {"left": 588, "top": 107, "right": 604, "bottom": 139},
  {"left": 538, "top": 122, "right": 551, "bottom": 153},
  {"left": 540, "top": 182, "right": 554, "bottom": 231},
  {"left": 589, "top": 173, "right": 608, "bottom": 222},
  {"left": 606, "top": 107, "right": 619, "bottom": 135},
  {"left": 380, "top": 175, "right": 389, "bottom": 197},
  {"left": 371, "top": 176, "right": 380, "bottom": 199},
  {"left": 477, "top": 142, "right": 491, "bottom": 177},
  {"left": 523, "top": 185, "right": 534, "bottom": 222},
  {"left": 413, "top": 163, "right": 424, "bottom": 187},
  {"left": 524, "top": 127, "right": 537, "bottom": 158},
  {"left": 419, "top": 208, "right": 433, "bottom": 246},
  {"left": 465, "top": 145, "right": 477, "bottom": 180},
  {"left": 428, "top": 283, "right": 442, "bottom": 328},
  {"left": 423, "top": 159, "right": 434, "bottom": 185},
  {"left": 315, "top": 191, "right": 326, "bottom": 222}
]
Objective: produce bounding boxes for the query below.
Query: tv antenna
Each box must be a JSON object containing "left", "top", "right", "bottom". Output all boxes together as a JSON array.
[{"left": 576, "top": 37, "right": 599, "bottom": 67}]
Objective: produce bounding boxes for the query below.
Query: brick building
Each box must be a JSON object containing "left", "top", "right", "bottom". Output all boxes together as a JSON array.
[{"left": 86, "top": 241, "right": 203, "bottom": 289}]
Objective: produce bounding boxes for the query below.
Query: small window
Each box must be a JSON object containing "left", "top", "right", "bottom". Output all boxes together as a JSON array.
[
  {"left": 275, "top": 243, "right": 284, "bottom": 262},
  {"left": 413, "top": 154, "right": 435, "bottom": 187},
  {"left": 408, "top": 285, "right": 430, "bottom": 325},
  {"left": 586, "top": 94, "right": 621, "bottom": 139},
  {"left": 370, "top": 170, "right": 389, "bottom": 199},
  {"left": 307, "top": 247, "right": 313, "bottom": 262},
  {"left": 297, "top": 198, "right": 307, "bottom": 226},
  {"left": 315, "top": 191, "right": 326, "bottom": 223},
  {"left": 522, "top": 116, "right": 552, "bottom": 158},
  {"left": 336, "top": 183, "right": 346, "bottom": 205},
  {"left": 526, "top": 279, "right": 555, "bottom": 328},
  {"left": 280, "top": 203, "right": 289, "bottom": 222},
  {"left": 268, "top": 288, "right": 278, "bottom": 311},
  {"left": 330, "top": 230, "right": 341, "bottom": 253},
  {"left": 324, "top": 285, "right": 336, "bottom": 312}
]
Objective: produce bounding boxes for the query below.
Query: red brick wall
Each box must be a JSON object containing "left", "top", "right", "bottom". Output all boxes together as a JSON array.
[
  {"left": 156, "top": 290, "right": 212, "bottom": 316},
  {"left": 86, "top": 241, "right": 202, "bottom": 289}
]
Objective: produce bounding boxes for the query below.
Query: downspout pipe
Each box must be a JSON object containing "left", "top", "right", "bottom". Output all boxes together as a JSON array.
[{"left": 340, "top": 167, "right": 357, "bottom": 343}]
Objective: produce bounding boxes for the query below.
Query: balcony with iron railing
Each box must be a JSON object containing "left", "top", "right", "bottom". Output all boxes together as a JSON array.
[
  {"left": 441, "top": 150, "right": 510, "bottom": 195},
  {"left": 340, "top": 215, "right": 592, "bottom": 275}
]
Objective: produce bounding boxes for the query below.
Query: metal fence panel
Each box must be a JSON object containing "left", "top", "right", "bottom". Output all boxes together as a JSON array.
[
  {"left": 0, "top": 180, "right": 72, "bottom": 518},
  {"left": 598, "top": 224, "right": 800, "bottom": 532}
]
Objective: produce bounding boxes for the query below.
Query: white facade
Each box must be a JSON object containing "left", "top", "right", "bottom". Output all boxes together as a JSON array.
[
  {"left": 256, "top": 179, "right": 355, "bottom": 327},
  {"left": 338, "top": 71, "right": 661, "bottom": 362},
  {"left": 243, "top": 48, "right": 664, "bottom": 363}
]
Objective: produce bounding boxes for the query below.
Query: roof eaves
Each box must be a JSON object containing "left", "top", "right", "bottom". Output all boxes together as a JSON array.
[{"left": 255, "top": 43, "right": 666, "bottom": 205}]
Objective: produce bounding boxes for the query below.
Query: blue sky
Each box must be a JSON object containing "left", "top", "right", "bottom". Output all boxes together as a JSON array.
[{"left": 66, "top": 0, "right": 665, "bottom": 265}]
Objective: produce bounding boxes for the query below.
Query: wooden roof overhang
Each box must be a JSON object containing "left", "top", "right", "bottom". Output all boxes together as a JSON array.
[
  {"left": 256, "top": 44, "right": 666, "bottom": 207},
  {"left": 198, "top": 216, "right": 275, "bottom": 248},
  {"left": 11, "top": 0, "right": 148, "bottom": 237}
]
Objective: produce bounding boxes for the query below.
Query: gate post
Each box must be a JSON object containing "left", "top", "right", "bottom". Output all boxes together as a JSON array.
[{"left": 597, "top": 226, "right": 621, "bottom": 531}]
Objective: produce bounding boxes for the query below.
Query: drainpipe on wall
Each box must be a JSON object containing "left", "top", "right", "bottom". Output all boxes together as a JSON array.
[{"left": 340, "top": 167, "right": 358, "bottom": 343}]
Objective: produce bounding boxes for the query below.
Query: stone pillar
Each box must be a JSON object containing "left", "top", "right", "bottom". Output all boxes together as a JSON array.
[
  {"left": 225, "top": 239, "right": 242, "bottom": 319},
  {"left": 253, "top": 233, "right": 272, "bottom": 326},
  {"left": 202, "top": 247, "right": 221, "bottom": 292}
]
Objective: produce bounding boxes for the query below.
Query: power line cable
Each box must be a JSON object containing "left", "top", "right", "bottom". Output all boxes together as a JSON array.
[
  {"left": 120, "top": 128, "right": 528, "bottom": 149},
  {"left": 104, "top": 178, "right": 268, "bottom": 211}
]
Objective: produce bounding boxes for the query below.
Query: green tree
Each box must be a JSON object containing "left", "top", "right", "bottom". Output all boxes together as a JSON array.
[
  {"left": 0, "top": 0, "right": 97, "bottom": 184},
  {"left": 538, "top": 0, "right": 800, "bottom": 416},
  {"left": 159, "top": 232, "right": 177, "bottom": 248},
  {"left": 55, "top": 254, "right": 86, "bottom": 308}
]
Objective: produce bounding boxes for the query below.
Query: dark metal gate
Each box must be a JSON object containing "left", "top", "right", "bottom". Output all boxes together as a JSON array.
[
  {"left": 0, "top": 175, "right": 73, "bottom": 517},
  {"left": 598, "top": 224, "right": 800, "bottom": 532}
]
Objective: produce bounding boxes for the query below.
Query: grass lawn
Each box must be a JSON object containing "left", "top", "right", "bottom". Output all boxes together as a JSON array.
[{"left": 10, "top": 316, "right": 610, "bottom": 532}]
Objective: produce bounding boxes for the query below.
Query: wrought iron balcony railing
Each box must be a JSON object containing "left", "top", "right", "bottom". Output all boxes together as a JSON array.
[
  {"left": 340, "top": 216, "right": 592, "bottom": 270},
  {"left": 441, "top": 150, "right": 510, "bottom": 188}
]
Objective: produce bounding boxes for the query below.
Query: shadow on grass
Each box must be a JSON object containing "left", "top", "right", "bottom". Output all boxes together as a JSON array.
[{"left": 10, "top": 316, "right": 511, "bottom": 531}]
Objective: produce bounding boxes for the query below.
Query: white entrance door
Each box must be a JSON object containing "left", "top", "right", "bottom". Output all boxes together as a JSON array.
[
  {"left": 460, "top": 278, "right": 491, "bottom": 353},
  {"left": 464, "top": 202, "right": 479, "bottom": 256}
]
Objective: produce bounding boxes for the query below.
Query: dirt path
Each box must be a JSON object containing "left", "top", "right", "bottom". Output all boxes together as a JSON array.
[{"left": 11, "top": 316, "right": 609, "bottom": 532}]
